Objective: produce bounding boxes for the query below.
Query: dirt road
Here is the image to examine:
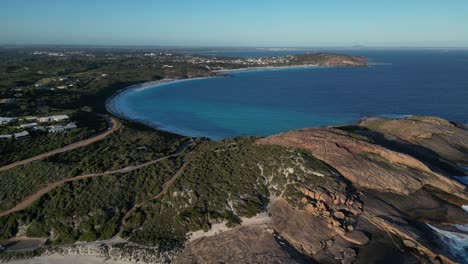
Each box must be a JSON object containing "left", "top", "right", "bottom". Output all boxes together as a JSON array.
[
  {"left": 0, "top": 117, "right": 121, "bottom": 172},
  {"left": 0, "top": 141, "right": 192, "bottom": 218},
  {"left": 112, "top": 152, "right": 193, "bottom": 240}
]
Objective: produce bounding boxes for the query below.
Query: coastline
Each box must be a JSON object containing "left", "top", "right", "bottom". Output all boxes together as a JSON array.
[
  {"left": 105, "top": 64, "right": 323, "bottom": 136},
  {"left": 213, "top": 64, "right": 319, "bottom": 73},
  {"left": 105, "top": 61, "right": 378, "bottom": 139},
  {"left": 105, "top": 76, "right": 218, "bottom": 134},
  {"left": 105, "top": 79, "right": 169, "bottom": 130},
  {"left": 105, "top": 64, "right": 321, "bottom": 132}
]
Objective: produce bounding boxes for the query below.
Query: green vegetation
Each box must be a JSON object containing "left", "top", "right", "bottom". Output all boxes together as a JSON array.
[
  {"left": 0, "top": 249, "right": 43, "bottom": 262},
  {"left": 0, "top": 136, "right": 340, "bottom": 251},
  {"left": 0, "top": 213, "right": 23, "bottom": 240},
  {"left": 0, "top": 110, "right": 107, "bottom": 166},
  {"left": 0, "top": 156, "right": 181, "bottom": 244},
  {"left": 407, "top": 115, "right": 453, "bottom": 126},
  {"left": 0, "top": 123, "right": 186, "bottom": 212},
  {"left": 0, "top": 50, "right": 214, "bottom": 116},
  {"left": 360, "top": 151, "right": 391, "bottom": 163},
  {"left": 292, "top": 53, "right": 365, "bottom": 66},
  {"left": 53, "top": 124, "right": 184, "bottom": 175},
  {"left": 0, "top": 161, "right": 73, "bottom": 211},
  {"left": 127, "top": 138, "right": 338, "bottom": 249},
  {"left": 348, "top": 132, "right": 373, "bottom": 142}
]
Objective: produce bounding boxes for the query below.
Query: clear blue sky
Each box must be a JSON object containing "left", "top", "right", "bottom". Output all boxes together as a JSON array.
[{"left": 1, "top": 0, "right": 467, "bottom": 47}]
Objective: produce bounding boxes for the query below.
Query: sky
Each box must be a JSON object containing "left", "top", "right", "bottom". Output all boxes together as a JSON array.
[{"left": 1, "top": 0, "right": 468, "bottom": 47}]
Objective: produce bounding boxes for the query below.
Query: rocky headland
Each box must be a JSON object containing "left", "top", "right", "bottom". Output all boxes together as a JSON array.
[{"left": 177, "top": 115, "right": 467, "bottom": 264}]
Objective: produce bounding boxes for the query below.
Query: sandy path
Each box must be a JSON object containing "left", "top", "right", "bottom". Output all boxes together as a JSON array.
[
  {"left": 0, "top": 142, "right": 192, "bottom": 218},
  {"left": 0, "top": 116, "right": 121, "bottom": 172},
  {"left": 111, "top": 151, "right": 194, "bottom": 240}
]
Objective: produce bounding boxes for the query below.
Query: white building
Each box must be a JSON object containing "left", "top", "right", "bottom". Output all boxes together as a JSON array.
[
  {"left": 0, "top": 98, "right": 15, "bottom": 104},
  {"left": 48, "top": 122, "right": 77, "bottom": 133},
  {"left": 51, "top": 115, "right": 70, "bottom": 122},
  {"left": 0, "top": 134, "right": 12, "bottom": 139},
  {"left": 48, "top": 125, "right": 65, "bottom": 133},
  {"left": 64, "top": 122, "right": 77, "bottom": 130},
  {"left": 25, "top": 117, "right": 37, "bottom": 122},
  {"left": 33, "top": 126, "right": 46, "bottom": 132},
  {"left": 0, "top": 117, "right": 18, "bottom": 125},
  {"left": 14, "top": 131, "right": 30, "bottom": 140},
  {"left": 19, "top": 122, "right": 38, "bottom": 128},
  {"left": 38, "top": 115, "right": 70, "bottom": 123},
  {"left": 37, "top": 116, "right": 52, "bottom": 123}
]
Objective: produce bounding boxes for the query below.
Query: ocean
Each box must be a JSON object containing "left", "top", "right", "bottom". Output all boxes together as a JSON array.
[{"left": 111, "top": 49, "right": 468, "bottom": 140}]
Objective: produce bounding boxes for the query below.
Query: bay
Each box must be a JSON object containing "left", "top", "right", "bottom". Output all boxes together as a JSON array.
[{"left": 112, "top": 50, "right": 468, "bottom": 140}]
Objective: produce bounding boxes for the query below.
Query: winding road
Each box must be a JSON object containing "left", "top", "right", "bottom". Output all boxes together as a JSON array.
[{"left": 0, "top": 116, "right": 121, "bottom": 172}]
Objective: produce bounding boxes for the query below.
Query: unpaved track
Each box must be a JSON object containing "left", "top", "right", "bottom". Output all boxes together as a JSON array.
[
  {"left": 112, "top": 153, "right": 193, "bottom": 240},
  {"left": 0, "top": 117, "right": 121, "bottom": 172},
  {"left": 0, "top": 142, "right": 193, "bottom": 218}
]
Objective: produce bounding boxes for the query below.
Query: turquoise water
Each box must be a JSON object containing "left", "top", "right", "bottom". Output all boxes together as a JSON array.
[{"left": 112, "top": 50, "right": 468, "bottom": 140}]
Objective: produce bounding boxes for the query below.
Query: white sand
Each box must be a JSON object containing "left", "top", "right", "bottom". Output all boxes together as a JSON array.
[{"left": 188, "top": 212, "right": 271, "bottom": 241}]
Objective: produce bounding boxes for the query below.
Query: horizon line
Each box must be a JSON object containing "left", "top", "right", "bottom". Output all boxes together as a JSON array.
[{"left": 1, "top": 43, "right": 468, "bottom": 50}]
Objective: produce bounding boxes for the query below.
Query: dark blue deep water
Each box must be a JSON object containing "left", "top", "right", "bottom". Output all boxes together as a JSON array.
[{"left": 112, "top": 50, "right": 468, "bottom": 140}]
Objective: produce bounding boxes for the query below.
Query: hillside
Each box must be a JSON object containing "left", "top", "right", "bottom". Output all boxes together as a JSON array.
[{"left": 292, "top": 53, "right": 367, "bottom": 66}]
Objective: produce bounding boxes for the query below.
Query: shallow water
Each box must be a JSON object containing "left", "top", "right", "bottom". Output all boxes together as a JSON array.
[{"left": 113, "top": 50, "right": 468, "bottom": 139}]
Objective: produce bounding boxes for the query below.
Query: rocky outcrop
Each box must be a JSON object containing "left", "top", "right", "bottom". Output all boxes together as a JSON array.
[
  {"left": 174, "top": 117, "right": 467, "bottom": 263},
  {"left": 359, "top": 192, "right": 462, "bottom": 264},
  {"left": 258, "top": 128, "right": 467, "bottom": 200},
  {"left": 269, "top": 198, "right": 368, "bottom": 263},
  {"left": 255, "top": 117, "right": 468, "bottom": 263},
  {"left": 173, "top": 225, "right": 310, "bottom": 264},
  {"left": 359, "top": 116, "right": 468, "bottom": 166}
]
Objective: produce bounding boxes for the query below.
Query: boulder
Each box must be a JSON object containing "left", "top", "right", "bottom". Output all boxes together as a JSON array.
[
  {"left": 334, "top": 211, "right": 346, "bottom": 220},
  {"left": 337, "top": 230, "right": 369, "bottom": 246}
]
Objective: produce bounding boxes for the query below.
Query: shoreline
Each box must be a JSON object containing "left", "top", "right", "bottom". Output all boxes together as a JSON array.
[
  {"left": 105, "top": 78, "right": 174, "bottom": 125},
  {"left": 105, "top": 76, "right": 218, "bottom": 135},
  {"left": 213, "top": 64, "right": 319, "bottom": 73},
  {"left": 105, "top": 64, "right": 324, "bottom": 136}
]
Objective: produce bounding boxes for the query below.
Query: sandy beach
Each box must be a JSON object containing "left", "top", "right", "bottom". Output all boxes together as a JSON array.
[
  {"left": 105, "top": 79, "right": 173, "bottom": 118},
  {"left": 105, "top": 78, "right": 176, "bottom": 130},
  {"left": 104, "top": 64, "right": 321, "bottom": 133},
  {"left": 105, "top": 76, "right": 218, "bottom": 132}
]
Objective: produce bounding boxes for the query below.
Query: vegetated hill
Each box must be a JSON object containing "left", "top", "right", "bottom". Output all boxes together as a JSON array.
[
  {"left": 292, "top": 53, "right": 367, "bottom": 66},
  {"left": 1, "top": 116, "right": 467, "bottom": 264},
  {"left": 123, "top": 137, "right": 341, "bottom": 248}
]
